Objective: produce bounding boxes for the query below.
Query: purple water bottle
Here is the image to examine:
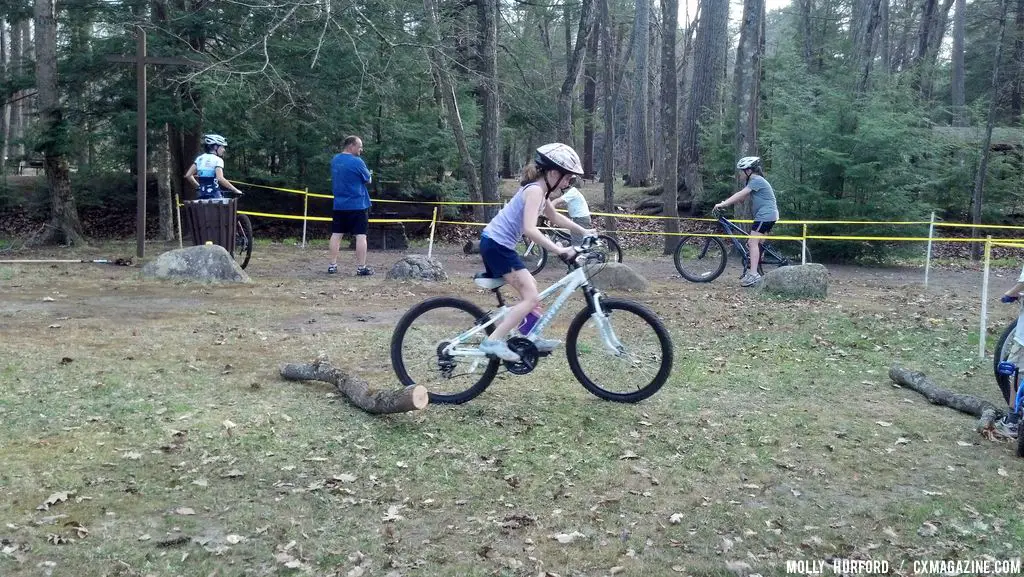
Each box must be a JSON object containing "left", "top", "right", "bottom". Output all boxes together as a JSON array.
[{"left": 518, "top": 306, "right": 543, "bottom": 336}]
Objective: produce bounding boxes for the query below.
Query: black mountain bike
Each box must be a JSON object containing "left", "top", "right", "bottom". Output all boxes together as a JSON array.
[
  {"left": 673, "top": 207, "right": 810, "bottom": 282},
  {"left": 225, "top": 191, "right": 253, "bottom": 269},
  {"left": 993, "top": 313, "right": 1024, "bottom": 457},
  {"left": 516, "top": 218, "right": 622, "bottom": 275}
]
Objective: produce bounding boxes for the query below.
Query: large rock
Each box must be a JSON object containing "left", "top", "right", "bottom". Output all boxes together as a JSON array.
[
  {"left": 142, "top": 245, "right": 250, "bottom": 283},
  {"left": 583, "top": 262, "right": 648, "bottom": 292},
  {"left": 761, "top": 263, "right": 828, "bottom": 299},
  {"left": 386, "top": 254, "right": 448, "bottom": 282}
]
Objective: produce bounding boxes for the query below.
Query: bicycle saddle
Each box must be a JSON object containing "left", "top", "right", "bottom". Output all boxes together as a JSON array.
[{"left": 473, "top": 272, "right": 506, "bottom": 290}]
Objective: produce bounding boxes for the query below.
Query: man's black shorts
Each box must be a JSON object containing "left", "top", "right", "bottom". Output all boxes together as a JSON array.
[{"left": 331, "top": 209, "right": 369, "bottom": 235}]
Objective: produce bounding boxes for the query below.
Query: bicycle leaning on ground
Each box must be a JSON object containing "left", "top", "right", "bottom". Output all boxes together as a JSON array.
[
  {"left": 992, "top": 299, "right": 1024, "bottom": 457},
  {"left": 673, "top": 206, "right": 811, "bottom": 283},
  {"left": 390, "top": 236, "right": 673, "bottom": 404},
  {"left": 515, "top": 217, "right": 623, "bottom": 275}
]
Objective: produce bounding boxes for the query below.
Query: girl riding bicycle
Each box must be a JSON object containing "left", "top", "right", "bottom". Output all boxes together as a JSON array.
[
  {"left": 713, "top": 156, "right": 778, "bottom": 287},
  {"left": 478, "top": 143, "right": 593, "bottom": 362}
]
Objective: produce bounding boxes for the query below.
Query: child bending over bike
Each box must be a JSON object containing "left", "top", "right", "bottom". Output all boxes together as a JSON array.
[
  {"left": 996, "top": 267, "right": 1024, "bottom": 438},
  {"left": 551, "top": 176, "right": 591, "bottom": 246},
  {"left": 478, "top": 143, "right": 594, "bottom": 362},
  {"left": 713, "top": 156, "right": 779, "bottom": 287}
]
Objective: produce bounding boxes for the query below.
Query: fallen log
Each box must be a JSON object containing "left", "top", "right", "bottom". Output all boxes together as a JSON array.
[
  {"left": 280, "top": 354, "right": 428, "bottom": 414},
  {"left": 888, "top": 364, "right": 1004, "bottom": 432}
]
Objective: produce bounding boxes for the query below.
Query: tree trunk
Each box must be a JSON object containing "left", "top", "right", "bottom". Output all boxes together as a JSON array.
[
  {"left": 660, "top": 0, "right": 680, "bottom": 254},
  {"left": 798, "top": 0, "right": 815, "bottom": 70},
  {"left": 626, "top": 0, "right": 652, "bottom": 187},
  {"left": 157, "top": 124, "right": 174, "bottom": 241},
  {"left": 677, "top": 0, "right": 729, "bottom": 212},
  {"left": 478, "top": 0, "right": 500, "bottom": 219},
  {"left": 851, "top": 0, "right": 883, "bottom": 93},
  {"left": 971, "top": 0, "right": 1008, "bottom": 261},
  {"left": 1, "top": 19, "right": 8, "bottom": 168},
  {"left": 34, "top": 0, "right": 85, "bottom": 246},
  {"left": 1012, "top": 0, "right": 1024, "bottom": 119},
  {"left": 880, "top": 0, "right": 891, "bottom": 73},
  {"left": 556, "top": 0, "right": 594, "bottom": 145},
  {"left": 424, "top": 0, "right": 483, "bottom": 223},
  {"left": 599, "top": 0, "right": 617, "bottom": 233},
  {"left": 952, "top": 0, "right": 966, "bottom": 126},
  {"left": 582, "top": 17, "right": 600, "bottom": 178},
  {"left": 733, "top": 0, "right": 764, "bottom": 221},
  {"left": 280, "top": 355, "right": 428, "bottom": 414},
  {"left": 9, "top": 17, "right": 23, "bottom": 162}
]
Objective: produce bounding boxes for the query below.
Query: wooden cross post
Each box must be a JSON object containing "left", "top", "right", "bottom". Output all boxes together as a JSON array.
[{"left": 107, "top": 27, "right": 199, "bottom": 258}]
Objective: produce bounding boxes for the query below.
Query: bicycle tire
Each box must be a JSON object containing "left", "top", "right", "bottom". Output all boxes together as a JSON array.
[
  {"left": 595, "top": 234, "right": 623, "bottom": 263},
  {"left": 516, "top": 237, "right": 548, "bottom": 275},
  {"left": 673, "top": 235, "right": 727, "bottom": 282},
  {"left": 759, "top": 240, "right": 811, "bottom": 274},
  {"left": 565, "top": 299, "right": 673, "bottom": 403},
  {"left": 390, "top": 297, "right": 500, "bottom": 404},
  {"left": 234, "top": 214, "right": 253, "bottom": 269},
  {"left": 994, "top": 319, "right": 1017, "bottom": 406}
]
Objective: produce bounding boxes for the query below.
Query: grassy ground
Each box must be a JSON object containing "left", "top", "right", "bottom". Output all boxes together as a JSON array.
[{"left": 1, "top": 241, "right": 1022, "bottom": 577}]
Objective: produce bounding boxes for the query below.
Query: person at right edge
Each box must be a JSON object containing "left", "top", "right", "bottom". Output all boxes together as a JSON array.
[
  {"left": 713, "top": 156, "right": 779, "bottom": 287},
  {"left": 328, "top": 135, "right": 373, "bottom": 276},
  {"left": 995, "top": 271, "right": 1024, "bottom": 438},
  {"left": 477, "top": 143, "right": 593, "bottom": 363}
]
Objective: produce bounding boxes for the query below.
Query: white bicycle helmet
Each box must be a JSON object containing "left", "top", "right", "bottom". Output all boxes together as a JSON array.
[
  {"left": 535, "top": 143, "right": 584, "bottom": 176},
  {"left": 736, "top": 156, "right": 761, "bottom": 170},
  {"left": 203, "top": 134, "right": 228, "bottom": 147}
]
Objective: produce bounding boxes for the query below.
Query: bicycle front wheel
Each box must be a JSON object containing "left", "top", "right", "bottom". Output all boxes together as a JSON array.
[
  {"left": 673, "top": 235, "right": 727, "bottom": 282},
  {"left": 994, "top": 319, "right": 1017, "bottom": 406},
  {"left": 390, "top": 297, "right": 500, "bottom": 404},
  {"left": 566, "top": 299, "right": 673, "bottom": 403},
  {"left": 234, "top": 214, "right": 253, "bottom": 269},
  {"left": 515, "top": 237, "right": 548, "bottom": 275}
]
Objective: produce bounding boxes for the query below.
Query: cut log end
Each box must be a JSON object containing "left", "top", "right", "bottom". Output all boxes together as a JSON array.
[{"left": 280, "top": 355, "right": 429, "bottom": 414}]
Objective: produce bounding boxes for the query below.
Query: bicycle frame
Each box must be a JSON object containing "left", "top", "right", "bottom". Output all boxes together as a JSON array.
[
  {"left": 442, "top": 265, "right": 623, "bottom": 359},
  {"left": 715, "top": 215, "right": 790, "bottom": 269}
]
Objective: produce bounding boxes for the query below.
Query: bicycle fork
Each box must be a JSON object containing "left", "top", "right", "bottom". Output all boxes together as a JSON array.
[{"left": 586, "top": 290, "right": 625, "bottom": 355}]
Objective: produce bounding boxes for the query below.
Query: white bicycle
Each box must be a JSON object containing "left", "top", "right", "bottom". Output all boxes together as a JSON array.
[{"left": 390, "top": 237, "right": 673, "bottom": 404}]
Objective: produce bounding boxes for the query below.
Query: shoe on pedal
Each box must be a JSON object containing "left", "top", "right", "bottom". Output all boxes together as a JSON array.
[
  {"left": 327, "top": 264, "right": 338, "bottom": 274},
  {"left": 994, "top": 416, "right": 1019, "bottom": 439},
  {"left": 480, "top": 338, "right": 521, "bottom": 362},
  {"left": 530, "top": 336, "right": 562, "bottom": 352}
]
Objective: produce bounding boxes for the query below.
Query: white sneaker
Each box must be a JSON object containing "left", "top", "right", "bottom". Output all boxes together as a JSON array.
[
  {"left": 530, "top": 336, "right": 562, "bottom": 352},
  {"left": 480, "top": 338, "right": 521, "bottom": 362},
  {"left": 740, "top": 272, "right": 762, "bottom": 287},
  {"left": 995, "top": 416, "right": 1019, "bottom": 439}
]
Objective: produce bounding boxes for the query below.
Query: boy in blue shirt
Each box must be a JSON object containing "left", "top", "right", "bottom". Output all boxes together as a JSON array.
[{"left": 328, "top": 136, "right": 373, "bottom": 276}]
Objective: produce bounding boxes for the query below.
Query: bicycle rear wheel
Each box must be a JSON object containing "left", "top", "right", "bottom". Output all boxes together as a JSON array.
[
  {"left": 234, "top": 214, "right": 253, "bottom": 269},
  {"left": 515, "top": 237, "right": 548, "bottom": 275},
  {"left": 759, "top": 240, "right": 810, "bottom": 274},
  {"left": 390, "top": 297, "right": 500, "bottom": 404},
  {"left": 994, "top": 319, "right": 1017, "bottom": 406},
  {"left": 565, "top": 299, "right": 673, "bottom": 403},
  {"left": 673, "top": 236, "right": 727, "bottom": 282}
]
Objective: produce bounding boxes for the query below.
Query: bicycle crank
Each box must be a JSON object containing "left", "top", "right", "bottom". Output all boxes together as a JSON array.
[{"left": 504, "top": 337, "right": 539, "bottom": 375}]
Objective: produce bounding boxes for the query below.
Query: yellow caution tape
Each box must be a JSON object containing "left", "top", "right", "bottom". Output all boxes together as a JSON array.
[
  {"left": 933, "top": 222, "right": 1024, "bottom": 231},
  {"left": 233, "top": 181, "right": 308, "bottom": 195},
  {"left": 991, "top": 241, "right": 1024, "bottom": 249}
]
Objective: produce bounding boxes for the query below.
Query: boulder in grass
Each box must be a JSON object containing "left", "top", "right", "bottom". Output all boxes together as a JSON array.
[
  {"left": 761, "top": 263, "right": 828, "bottom": 299},
  {"left": 582, "top": 262, "right": 648, "bottom": 292},
  {"left": 386, "top": 254, "right": 448, "bottom": 282},
  {"left": 141, "top": 245, "right": 250, "bottom": 283}
]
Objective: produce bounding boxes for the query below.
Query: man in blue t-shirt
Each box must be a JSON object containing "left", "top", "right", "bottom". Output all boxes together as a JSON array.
[{"left": 328, "top": 135, "right": 373, "bottom": 276}]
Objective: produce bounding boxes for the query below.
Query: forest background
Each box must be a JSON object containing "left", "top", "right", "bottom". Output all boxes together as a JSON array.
[{"left": 1, "top": 0, "right": 1021, "bottom": 262}]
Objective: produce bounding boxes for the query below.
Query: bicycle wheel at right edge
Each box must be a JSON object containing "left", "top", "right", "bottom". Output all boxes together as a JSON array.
[
  {"left": 390, "top": 296, "right": 500, "bottom": 404},
  {"left": 565, "top": 299, "right": 673, "bottom": 402},
  {"left": 234, "top": 213, "right": 253, "bottom": 269},
  {"left": 673, "top": 235, "right": 727, "bottom": 282},
  {"left": 993, "top": 318, "right": 1017, "bottom": 406}
]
